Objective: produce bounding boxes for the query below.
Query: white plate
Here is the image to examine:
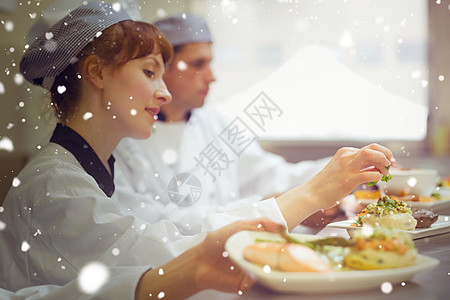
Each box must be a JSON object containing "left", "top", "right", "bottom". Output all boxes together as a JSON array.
[
  {"left": 326, "top": 215, "right": 450, "bottom": 239},
  {"left": 225, "top": 231, "right": 439, "bottom": 294},
  {"left": 358, "top": 197, "right": 450, "bottom": 212}
]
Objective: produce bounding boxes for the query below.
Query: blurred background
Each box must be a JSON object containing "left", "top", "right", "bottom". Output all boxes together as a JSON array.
[{"left": 1, "top": 0, "right": 449, "bottom": 202}]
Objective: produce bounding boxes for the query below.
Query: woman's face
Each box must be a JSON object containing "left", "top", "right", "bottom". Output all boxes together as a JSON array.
[{"left": 102, "top": 53, "right": 171, "bottom": 139}]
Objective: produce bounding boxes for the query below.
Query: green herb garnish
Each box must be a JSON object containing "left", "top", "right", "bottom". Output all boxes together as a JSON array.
[
  {"left": 367, "top": 165, "right": 392, "bottom": 186},
  {"left": 431, "top": 192, "right": 441, "bottom": 200}
]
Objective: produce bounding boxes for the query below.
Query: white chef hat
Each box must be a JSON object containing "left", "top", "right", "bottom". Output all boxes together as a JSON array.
[
  {"left": 20, "top": 1, "right": 131, "bottom": 90},
  {"left": 154, "top": 13, "right": 213, "bottom": 47}
]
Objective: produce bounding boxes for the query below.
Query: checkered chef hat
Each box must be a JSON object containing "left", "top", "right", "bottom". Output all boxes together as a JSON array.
[
  {"left": 154, "top": 13, "right": 213, "bottom": 48},
  {"left": 20, "top": 1, "right": 131, "bottom": 90}
]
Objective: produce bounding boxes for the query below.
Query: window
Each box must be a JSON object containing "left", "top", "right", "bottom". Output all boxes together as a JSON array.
[{"left": 196, "top": 0, "right": 428, "bottom": 142}]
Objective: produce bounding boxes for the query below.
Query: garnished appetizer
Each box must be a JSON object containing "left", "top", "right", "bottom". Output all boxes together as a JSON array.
[
  {"left": 353, "top": 196, "right": 417, "bottom": 230},
  {"left": 344, "top": 226, "right": 417, "bottom": 270}
]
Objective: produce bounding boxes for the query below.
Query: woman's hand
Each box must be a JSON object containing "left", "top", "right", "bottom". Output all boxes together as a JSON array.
[
  {"left": 193, "top": 218, "right": 283, "bottom": 294},
  {"left": 276, "top": 143, "right": 395, "bottom": 230},
  {"left": 310, "top": 143, "right": 395, "bottom": 208},
  {"left": 135, "top": 218, "right": 283, "bottom": 300}
]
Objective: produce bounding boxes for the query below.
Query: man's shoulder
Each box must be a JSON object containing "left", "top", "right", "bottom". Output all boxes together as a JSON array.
[{"left": 192, "top": 105, "right": 231, "bottom": 124}]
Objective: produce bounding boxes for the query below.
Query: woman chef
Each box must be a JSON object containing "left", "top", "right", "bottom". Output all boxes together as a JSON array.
[{"left": 0, "top": 1, "right": 395, "bottom": 299}]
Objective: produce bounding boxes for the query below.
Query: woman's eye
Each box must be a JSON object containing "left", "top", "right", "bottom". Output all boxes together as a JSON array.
[{"left": 144, "top": 70, "right": 155, "bottom": 77}]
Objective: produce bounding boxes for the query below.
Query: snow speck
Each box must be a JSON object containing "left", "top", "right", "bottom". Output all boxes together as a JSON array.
[
  {"left": 12, "top": 177, "right": 21, "bottom": 187},
  {"left": 57, "top": 85, "right": 66, "bottom": 94},
  {"left": 375, "top": 16, "right": 384, "bottom": 25},
  {"left": 130, "top": 109, "right": 137, "bottom": 116},
  {"left": 339, "top": 30, "right": 354, "bottom": 48},
  {"left": 45, "top": 32, "right": 54, "bottom": 40},
  {"left": 222, "top": 251, "right": 229, "bottom": 258},
  {"left": 157, "top": 8, "right": 167, "bottom": 18},
  {"left": 421, "top": 80, "right": 428, "bottom": 88},
  {"left": 162, "top": 149, "right": 178, "bottom": 165},
  {"left": 0, "top": 137, "right": 14, "bottom": 152},
  {"left": 83, "top": 112, "right": 93, "bottom": 120},
  {"left": 177, "top": 60, "right": 188, "bottom": 71},
  {"left": 238, "top": 290, "right": 243, "bottom": 296},
  {"left": 139, "top": 224, "right": 147, "bottom": 231},
  {"left": 411, "top": 70, "right": 421, "bottom": 79},
  {"left": 381, "top": 281, "right": 393, "bottom": 294},
  {"left": 14, "top": 74, "right": 24, "bottom": 85},
  {"left": 112, "top": 248, "right": 120, "bottom": 256},
  {"left": 0, "top": 220, "right": 5, "bottom": 231},
  {"left": 4, "top": 21, "right": 14, "bottom": 32},
  {"left": 0, "top": 206, "right": 3, "bottom": 213},
  {"left": 21, "top": 241, "right": 31, "bottom": 252},
  {"left": 78, "top": 261, "right": 110, "bottom": 294},
  {"left": 29, "top": 13, "right": 37, "bottom": 19},
  {"left": 6, "top": 123, "right": 13, "bottom": 130},
  {"left": 158, "top": 268, "right": 164, "bottom": 275},
  {"left": 438, "top": 75, "right": 445, "bottom": 81},
  {"left": 263, "top": 265, "right": 271, "bottom": 273},
  {"left": 182, "top": 13, "right": 187, "bottom": 19},
  {"left": 95, "top": 32, "right": 102, "bottom": 38},
  {"left": 157, "top": 291, "right": 165, "bottom": 299},
  {"left": 361, "top": 225, "right": 374, "bottom": 237},
  {"left": 0, "top": 81, "right": 5, "bottom": 94},
  {"left": 112, "top": 2, "right": 121, "bottom": 12},
  {"left": 43, "top": 40, "right": 57, "bottom": 52},
  {"left": 407, "top": 177, "right": 417, "bottom": 187}
]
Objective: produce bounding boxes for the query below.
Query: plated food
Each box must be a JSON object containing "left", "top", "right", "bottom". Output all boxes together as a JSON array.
[
  {"left": 412, "top": 208, "right": 439, "bottom": 228},
  {"left": 225, "top": 230, "right": 439, "bottom": 293},
  {"left": 327, "top": 215, "right": 450, "bottom": 240},
  {"left": 244, "top": 242, "right": 333, "bottom": 272},
  {"left": 354, "top": 196, "right": 416, "bottom": 230},
  {"left": 344, "top": 227, "right": 417, "bottom": 270},
  {"left": 243, "top": 226, "right": 416, "bottom": 272},
  {"left": 353, "top": 196, "right": 438, "bottom": 230}
]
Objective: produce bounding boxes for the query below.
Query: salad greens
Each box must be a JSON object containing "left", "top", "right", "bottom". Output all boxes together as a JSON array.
[{"left": 367, "top": 165, "right": 392, "bottom": 187}]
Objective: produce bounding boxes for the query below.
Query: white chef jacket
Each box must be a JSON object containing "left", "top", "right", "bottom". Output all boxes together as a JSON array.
[
  {"left": 114, "top": 105, "right": 330, "bottom": 234},
  {"left": 0, "top": 265, "right": 149, "bottom": 300},
  {"left": 0, "top": 124, "right": 285, "bottom": 297}
]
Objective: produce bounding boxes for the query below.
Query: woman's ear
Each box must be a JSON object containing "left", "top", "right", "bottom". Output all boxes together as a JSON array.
[{"left": 83, "top": 55, "right": 106, "bottom": 89}]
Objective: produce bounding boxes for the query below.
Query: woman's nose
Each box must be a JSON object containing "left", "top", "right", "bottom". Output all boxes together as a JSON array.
[{"left": 155, "top": 79, "right": 172, "bottom": 104}]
